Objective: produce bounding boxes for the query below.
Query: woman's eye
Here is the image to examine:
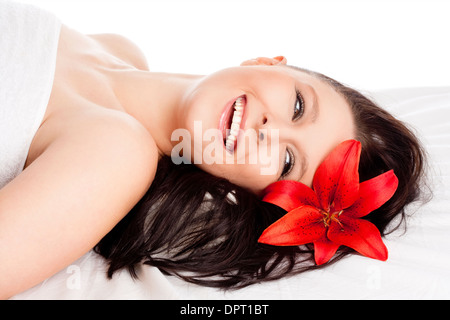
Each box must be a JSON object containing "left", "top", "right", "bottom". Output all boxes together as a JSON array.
[
  {"left": 281, "top": 148, "right": 294, "bottom": 178},
  {"left": 292, "top": 89, "right": 305, "bottom": 121}
]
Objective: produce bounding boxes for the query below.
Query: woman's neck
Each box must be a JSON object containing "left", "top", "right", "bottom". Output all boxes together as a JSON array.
[{"left": 112, "top": 70, "right": 203, "bottom": 157}]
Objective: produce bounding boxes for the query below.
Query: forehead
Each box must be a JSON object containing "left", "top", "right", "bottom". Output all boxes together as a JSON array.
[
  {"left": 282, "top": 65, "right": 338, "bottom": 89},
  {"left": 283, "top": 66, "right": 356, "bottom": 186}
]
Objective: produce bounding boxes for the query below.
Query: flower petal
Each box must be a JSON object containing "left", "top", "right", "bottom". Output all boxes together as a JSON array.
[
  {"left": 345, "top": 170, "right": 399, "bottom": 218},
  {"left": 263, "top": 180, "right": 320, "bottom": 212},
  {"left": 313, "top": 140, "right": 361, "bottom": 212},
  {"left": 328, "top": 216, "right": 388, "bottom": 261},
  {"left": 258, "top": 206, "right": 325, "bottom": 246},
  {"left": 313, "top": 236, "right": 340, "bottom": 265}
]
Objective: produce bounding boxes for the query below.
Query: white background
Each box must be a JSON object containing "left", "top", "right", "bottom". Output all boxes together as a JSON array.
[{"left": 20, "top": 0, "right": 449, "bottom": 91}]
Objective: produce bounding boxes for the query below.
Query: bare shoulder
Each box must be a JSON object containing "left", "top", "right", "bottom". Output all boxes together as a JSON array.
[
  {"left": 89, "top": 32, "right": 150, "bottom": 70},
  {"left": 0, "top": 110, "right": 158, "bottom": 298},
  {"left": 75, "top": 109, "right": 158, "bottom": 172},
  {"left": 88, "top": 111, "right": 158, "bottom": 185},
  {"left": 41, "top": 108, "right": 159, "bottom": 192}
]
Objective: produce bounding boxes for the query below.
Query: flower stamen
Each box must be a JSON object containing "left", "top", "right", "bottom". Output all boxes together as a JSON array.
[{"left": 320, "top": 210, "right": 345, "bottom": 230}]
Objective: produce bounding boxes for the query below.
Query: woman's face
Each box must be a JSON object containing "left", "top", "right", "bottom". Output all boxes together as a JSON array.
[{"left": 176, "top": 57, "right": 356, "bottom": 195}]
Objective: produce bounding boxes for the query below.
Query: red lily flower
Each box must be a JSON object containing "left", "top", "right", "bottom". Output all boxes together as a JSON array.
[{"left": 258, "top": 140, "right": 398, "bottom": 265}]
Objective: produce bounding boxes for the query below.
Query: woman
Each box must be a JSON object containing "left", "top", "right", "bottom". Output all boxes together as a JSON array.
[{"left": 0, "top": 2, "right": 426, "bottom": 298}]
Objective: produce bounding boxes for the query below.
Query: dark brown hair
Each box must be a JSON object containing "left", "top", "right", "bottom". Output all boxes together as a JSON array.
[{"left": 95, "top": 68, "right": 428, "bottom": 288}]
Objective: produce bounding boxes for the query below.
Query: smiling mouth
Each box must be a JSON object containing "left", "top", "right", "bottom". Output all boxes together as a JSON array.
[{"left": 224, "top": 96, "right": 246, "bottom": 153}]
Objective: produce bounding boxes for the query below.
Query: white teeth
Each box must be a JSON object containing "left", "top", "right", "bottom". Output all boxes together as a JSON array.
[
  {"left": 226, "top": 97, "right": 244, "bottom": 152},
  {"left": 231, "top": 123, "right": 240, "bottom": 132}
]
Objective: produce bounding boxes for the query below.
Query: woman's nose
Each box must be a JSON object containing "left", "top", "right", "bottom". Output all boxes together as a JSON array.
[
  {"left": 256, "top": 112, "right": 291, "bottom": 143},
  {"left": 258, "top": 114, "right": 267, "bottom": 139},
  {"left": 259, "top": 131, "right": 265, "bottom": 141}
]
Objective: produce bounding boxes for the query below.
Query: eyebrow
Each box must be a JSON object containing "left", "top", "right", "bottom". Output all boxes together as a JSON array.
[
  {"left": 296, "top": 85, "right": 318, "bottom": 181},
  {"left": 309, "top": 85, "right": 320, "bottom": 123},
  {"left": 297, "top": 151, "right": 308, "bottom": 182}
]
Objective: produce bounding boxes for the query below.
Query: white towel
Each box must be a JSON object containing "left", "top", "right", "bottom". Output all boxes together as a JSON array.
[{"left": 0, "top": 0, "right": 61, "bottom": 189}]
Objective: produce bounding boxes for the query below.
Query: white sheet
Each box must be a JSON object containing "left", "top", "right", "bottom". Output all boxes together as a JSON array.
[
  {"left": 11, "top": 86, "right": 450, "bottom": 300},
  {"left": 0, "top": 0, "right": 60, "bottom": 188}
]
